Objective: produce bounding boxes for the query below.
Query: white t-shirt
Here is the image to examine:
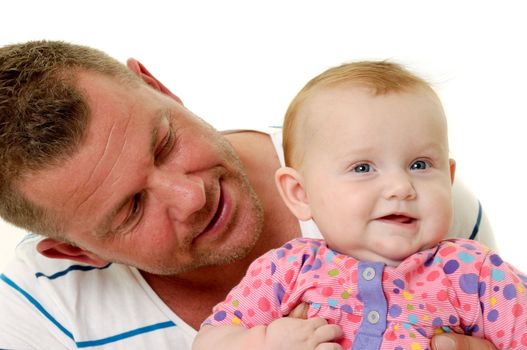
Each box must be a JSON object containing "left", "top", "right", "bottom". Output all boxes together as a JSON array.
[{"left": 0, "top": 128, "right": 494, "bottom": 349}]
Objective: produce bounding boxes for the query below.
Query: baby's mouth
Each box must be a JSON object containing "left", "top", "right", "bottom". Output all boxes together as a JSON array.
[{"left": 378, "top": 214, "right": 416, "bottom": 224}]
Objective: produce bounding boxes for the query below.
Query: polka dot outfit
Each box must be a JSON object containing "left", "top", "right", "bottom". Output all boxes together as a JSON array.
[{"left": 203, "top": 238, "right": 527, "bottom": 350}]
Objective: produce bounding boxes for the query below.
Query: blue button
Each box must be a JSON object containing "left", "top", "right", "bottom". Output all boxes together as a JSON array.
[{"left": 362, "top": 267, "right": 376, "bottom": 281}]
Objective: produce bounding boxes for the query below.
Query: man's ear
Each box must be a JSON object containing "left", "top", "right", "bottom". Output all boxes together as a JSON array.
[
  {"left": 126, "top": 58, "right": 183, "bottom": 104},
  {"left": 275, "top": 167, "right": 312, "bottom": 221},
  {"left": 449, "top": 158, "right": 457, "bottom": 184},
  {"left": 37, "top": 238, "right": 109, "bottom": 268}
]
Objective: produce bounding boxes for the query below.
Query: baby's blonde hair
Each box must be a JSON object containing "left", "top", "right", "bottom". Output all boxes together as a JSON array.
[{"left": 283, "top": 61, "right": 438, "bottom": 167}]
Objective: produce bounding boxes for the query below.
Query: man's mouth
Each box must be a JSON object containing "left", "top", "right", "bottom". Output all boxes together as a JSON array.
[
  {"left": 194, "top": 181, "right": 230, "bottom": 241},
  {"left": 204, "top": 188, "right": 224, "bottom": 232}
]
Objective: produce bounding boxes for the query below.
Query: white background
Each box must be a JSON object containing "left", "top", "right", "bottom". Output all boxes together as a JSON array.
[{"left": 1, "top": 1, "right": 526, "bottom": 272}]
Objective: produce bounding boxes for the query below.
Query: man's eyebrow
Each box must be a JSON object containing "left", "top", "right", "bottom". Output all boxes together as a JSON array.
[
  {"left": 93, "top": 108, "right": 170, "bottom": 239},
  {"left": 94, "top": 194, "right": 133, "bottom": 239}
]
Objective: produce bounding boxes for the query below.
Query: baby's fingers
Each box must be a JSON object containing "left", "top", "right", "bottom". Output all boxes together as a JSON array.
[
  {"left": 313, "top": 323, "right": 343, "bottom": 343},
  {"left": 315, "top": 344, "right": 343, "bottom": 350}
]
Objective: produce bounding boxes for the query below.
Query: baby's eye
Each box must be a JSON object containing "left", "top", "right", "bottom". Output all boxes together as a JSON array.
[
  {"left": 352, "top": 163, "right": 371, "bottom": 173},
  {"left": 410, "top": 160, "right": 430, "bottom": 170}
]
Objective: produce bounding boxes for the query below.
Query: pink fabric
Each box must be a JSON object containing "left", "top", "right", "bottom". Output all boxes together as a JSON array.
[{"left": 204, "top": 238, "right": 527, "bottom": 349}]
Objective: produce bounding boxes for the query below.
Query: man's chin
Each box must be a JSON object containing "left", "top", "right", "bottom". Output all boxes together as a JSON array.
[{"left": 143, "top": 237, "right": 260, "bottom": 276}]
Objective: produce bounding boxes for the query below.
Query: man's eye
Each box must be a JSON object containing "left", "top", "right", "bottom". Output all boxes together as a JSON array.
[
  {"left": 130, "top": 193, "right": 142, "bottom": 216},
  {"left": 155, "top": 128, "right": 174, "bottom": 162},
  {"left": 411, "top": 160, "right": 430, "bottom": 170},
  {"left": 352, "top": 163, "right": 371, "bottom": 173},
  {"left": 122, "top": 193, "right": 143, "bottom": 229}
]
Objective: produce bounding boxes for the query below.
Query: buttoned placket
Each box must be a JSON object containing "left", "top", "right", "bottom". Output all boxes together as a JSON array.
[{"left": 350, "top": 262, "right": 388, "bottom": 350}]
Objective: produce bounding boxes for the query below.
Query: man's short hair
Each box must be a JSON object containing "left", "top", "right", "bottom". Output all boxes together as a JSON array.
[{"left": 0, "top": 40, "right": 140, "bottom": 238}]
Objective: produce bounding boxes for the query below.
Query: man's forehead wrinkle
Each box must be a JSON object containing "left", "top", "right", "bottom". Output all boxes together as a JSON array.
[
  {"left": 57, "top": 184, "right": 84, "bottom": 214},
  {"left": 72, "top": 120, "right": 119, "bottom": 212},
  {"left": 90, "top": 108, "right": 164, "bottom": 237},
  {"left": 102, "top": 115, "right": 133, "bottom": 183},
  {"left": 74, "top": 111, "right": 133, "bottom": 225},
  {"left": 76, "top": 117, "right": 132, "bottom": 238},
  {"left": 92, "top": 110, "right": 164, "bottom": 238}
]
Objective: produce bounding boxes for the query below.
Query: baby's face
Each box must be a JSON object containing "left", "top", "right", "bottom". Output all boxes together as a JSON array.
[{"left": 297, "top": 85, "right": 455, "bottom": 266}]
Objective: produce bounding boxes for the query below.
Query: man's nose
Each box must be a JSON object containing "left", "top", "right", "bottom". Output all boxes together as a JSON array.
[
  {"left": 382, "top": 171, "right": 417, "bottom": 200},
  {"left": 149, "top": 170, "right": 207, "bottom": 221}
]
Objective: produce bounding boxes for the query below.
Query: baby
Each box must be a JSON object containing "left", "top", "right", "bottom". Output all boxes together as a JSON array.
[{"left": 193, "top": 61, "right": 527, "bottom": 350}]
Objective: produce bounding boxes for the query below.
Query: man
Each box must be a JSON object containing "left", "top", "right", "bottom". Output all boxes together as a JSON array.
[{"left": 0, "top": 41, "right": 497, "bottom": 349}]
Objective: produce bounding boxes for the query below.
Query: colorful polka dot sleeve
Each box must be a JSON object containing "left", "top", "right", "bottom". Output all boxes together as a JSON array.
[{"left": 202, "top": 238, "right": 527, "bottom": 350}]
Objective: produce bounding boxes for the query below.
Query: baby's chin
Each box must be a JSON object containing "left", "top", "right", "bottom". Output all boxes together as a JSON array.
[
  {"left": 373, "top": 253, "right": 413, "bottom": 267},
  {"left": 349, "top": 250, "right": 409, "bottom": 267},
  {"left": 354, "top": 243, "right": 418, "bottom": 267},
  {"left": 378, "top": 257, "right": 405, "bottom": 267},
  {"left": 378, "top": 241, "right": 442, "bottom": 267}
]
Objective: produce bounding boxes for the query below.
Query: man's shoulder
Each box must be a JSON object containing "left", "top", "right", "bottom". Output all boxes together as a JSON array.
[
  {"left": 0, "top": 236, "right": 192, "bottom": 349},
  {"left": 2, "top": 234, "right": 114, "bottom": 279},
  {"left": 222, "top": 126, "right": 284, "bottom": 164},
  {"left": 0, "top": 234, "right": 131, "bottom": 305},
  {"left": 220, "top": 126, "right": 281, "bottom": 136}
]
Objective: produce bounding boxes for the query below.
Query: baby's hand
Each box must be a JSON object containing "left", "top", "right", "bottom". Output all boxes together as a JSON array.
[
  {"left": 431, "top": 333, "right": 497, "bottom": 350},
  {"left": 264, "top": 317, "right": 343, "bottom": 350}
]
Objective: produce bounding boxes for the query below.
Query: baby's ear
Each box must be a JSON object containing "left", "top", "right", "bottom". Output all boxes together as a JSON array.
[{"left": 274, "top": 167, "right": 312, "bottom": 221}]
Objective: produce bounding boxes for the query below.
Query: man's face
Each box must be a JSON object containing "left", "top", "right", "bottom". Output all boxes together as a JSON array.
[{"left": 18, "top": 72, "right": 263, "bottom": 275}]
